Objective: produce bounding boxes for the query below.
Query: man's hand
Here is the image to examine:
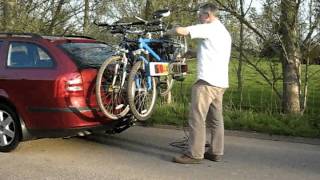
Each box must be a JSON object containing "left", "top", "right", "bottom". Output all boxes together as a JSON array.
[
  {"left": 176, "top": 27, "right": 189, "bottom": 36},
  {"left": 182, "top": 49, "right": 196, "bottom": 59}
]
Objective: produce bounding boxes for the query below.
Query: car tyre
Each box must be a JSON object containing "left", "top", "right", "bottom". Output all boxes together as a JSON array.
[{"left": 0, "top": 104, "right": 21, "bottom": 152}]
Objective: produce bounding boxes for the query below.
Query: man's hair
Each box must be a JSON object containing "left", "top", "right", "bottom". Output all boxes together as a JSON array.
[{"left": 199, "top": 3, "right": 219, "bottom": 16}]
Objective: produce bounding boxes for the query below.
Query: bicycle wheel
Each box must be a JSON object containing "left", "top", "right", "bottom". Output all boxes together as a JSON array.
[
  {"left": 157, "top": 75, "right": 174, "bottom": 96},
  {"left": 127, "top": 61, "right": 157, "bottom": 121},
  {"left": 96, "top": 56, "right": 130, "bottom": 120}
]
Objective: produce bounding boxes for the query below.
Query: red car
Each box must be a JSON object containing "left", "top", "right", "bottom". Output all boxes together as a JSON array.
[{"left": 0, "top": 33, "right": 134, "bottom": 152}]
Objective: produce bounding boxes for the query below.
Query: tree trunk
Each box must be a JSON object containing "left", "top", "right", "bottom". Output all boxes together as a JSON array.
[
  {"left": 83, "top": 0, "right": 89, "bottom": 34},
  {"left": 145, "top": 0, "right": 152, "bottom": 19},
  {"left": 48, "top": 0, "right": 65, "bottom": 35},
  {"left": 280, "top": 0, "right": 301, "bottom": 114},
  {"left": 237, "top": 21, "right": 244, "bottom": 110},
  {"left": 237, "top": 0, "right": 244, "bottom": 91}
]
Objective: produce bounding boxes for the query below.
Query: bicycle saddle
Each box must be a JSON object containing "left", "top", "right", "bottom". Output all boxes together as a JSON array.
[{"left": 153, "top": 9, "right": 170, "bottom": 19}]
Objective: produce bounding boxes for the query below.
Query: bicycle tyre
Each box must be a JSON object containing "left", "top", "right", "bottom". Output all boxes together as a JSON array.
[
  {"left": 158, "top": 75, "right": 174, "bottom": 96},
  {"left": 96, "top": 56, "right": 130, "bottom": 120},
  {"left": 127, "top": 61, "right": 157, "bottom": 121}
]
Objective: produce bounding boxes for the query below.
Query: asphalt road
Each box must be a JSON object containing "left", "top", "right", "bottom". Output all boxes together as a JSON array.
[{"left": 0, "top": 126, "right": 319, "bottom": 180}]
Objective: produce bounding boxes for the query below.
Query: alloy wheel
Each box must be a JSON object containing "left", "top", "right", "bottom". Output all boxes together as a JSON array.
[{"left": 0, "top": 110, "right": 15, "bottom": 147}]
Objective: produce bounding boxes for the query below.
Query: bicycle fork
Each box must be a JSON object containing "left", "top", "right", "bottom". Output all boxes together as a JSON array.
[
  {"left": 137, "top": 55, "right": 152, "bottom": 91},
  {"left": 132, "top": 49, "right": 152, "bottom": 91},
  {"left": 111, "top": 53, "right": 128, "bottom": 88}
]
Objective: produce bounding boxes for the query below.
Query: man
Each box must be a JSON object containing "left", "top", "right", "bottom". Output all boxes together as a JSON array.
[{"left": 168, "top": 3, "right": 232, "bottom": 164}]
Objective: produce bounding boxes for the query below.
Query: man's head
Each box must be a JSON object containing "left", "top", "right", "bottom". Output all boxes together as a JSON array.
[{"left": 197, "top": 3, "right": 219, "bottom": 24}]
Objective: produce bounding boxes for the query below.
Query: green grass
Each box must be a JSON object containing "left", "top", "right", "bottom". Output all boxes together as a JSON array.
[{"left": 148, "top": 59, "right": 320, "bottom": 138}]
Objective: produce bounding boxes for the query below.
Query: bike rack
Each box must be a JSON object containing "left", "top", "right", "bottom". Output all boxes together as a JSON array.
[
  {"left": 62, "top": 35, "right": 95, "bottom": 40},
  {"left": 0, "top": 32, "right": 43, "bottom": 39}
]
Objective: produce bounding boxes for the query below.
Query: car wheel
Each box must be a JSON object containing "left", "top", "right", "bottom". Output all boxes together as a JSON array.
[{"left": 0, "top": 104, "right": 20, "bottom": 152}]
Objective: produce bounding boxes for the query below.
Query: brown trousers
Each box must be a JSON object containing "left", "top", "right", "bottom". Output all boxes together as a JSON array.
[{"left": 188, "top": 80, "right": 225, "bottom": 159}]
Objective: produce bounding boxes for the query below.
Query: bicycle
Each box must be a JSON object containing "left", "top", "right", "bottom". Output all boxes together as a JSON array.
[
  {"left": 125, "top": 10, "right": 188, "bottom": 121},
  {"left": 94, "top": 17, "right": 163, "bottom": 120},
  {"left": 95, "top": 9, "right": 188, "bottom": 121},
  {"left": 94, "top": 22, "right": 139, "bottom": 120}
]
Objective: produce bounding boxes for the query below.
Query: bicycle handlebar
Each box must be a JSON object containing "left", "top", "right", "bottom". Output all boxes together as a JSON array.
[
  {"left": 94, "top": 19, "right": 161, "bottom": 27},
  {"left": 94, "top": 19, "right": 165, "bottom": 35}
]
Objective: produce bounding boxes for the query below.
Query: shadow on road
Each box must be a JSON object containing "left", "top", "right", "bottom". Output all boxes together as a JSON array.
[
  {"left": 81, "top": 133, "right": 184, "bottom": 162},
  {"left": 77, "top": 128, "right": 320, "bottom": 175}
]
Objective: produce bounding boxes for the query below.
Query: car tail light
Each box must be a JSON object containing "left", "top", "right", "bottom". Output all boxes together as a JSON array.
[{"left": 65, "top": 73, "right": 84, "bottom": 96}]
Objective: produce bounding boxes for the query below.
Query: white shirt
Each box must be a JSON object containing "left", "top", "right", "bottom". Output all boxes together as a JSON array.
[{"left": 186, "top": 20, "right": 232, "bottom": 88}]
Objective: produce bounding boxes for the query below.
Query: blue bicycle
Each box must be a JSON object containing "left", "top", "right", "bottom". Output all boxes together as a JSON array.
[
  {"left": 126, "top": 10, "right": 188, "bottom": 121},
  {"left": 95, "top": 10, "right": 187, "bottom": 121}
]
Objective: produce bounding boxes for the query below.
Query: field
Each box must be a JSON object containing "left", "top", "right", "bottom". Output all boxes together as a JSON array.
[{"left": 149, "top": 59, "right": 320, "bottom": 138}]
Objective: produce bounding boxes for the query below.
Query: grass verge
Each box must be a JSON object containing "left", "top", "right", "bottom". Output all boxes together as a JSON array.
[{"left": 148, "top": 59, "right": 320, "bottom": 138}]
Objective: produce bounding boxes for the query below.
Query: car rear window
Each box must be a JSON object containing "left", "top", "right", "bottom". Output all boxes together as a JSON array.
[{"left": 60, "top": 43, "right": 113, "bottom": 68}]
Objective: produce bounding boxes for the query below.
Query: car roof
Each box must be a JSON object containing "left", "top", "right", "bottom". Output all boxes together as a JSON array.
[{"left": 44, "top": 36, "right": 98, "bottom": 45}]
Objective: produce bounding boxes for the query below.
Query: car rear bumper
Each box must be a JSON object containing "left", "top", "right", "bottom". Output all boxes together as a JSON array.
[
  {"left": 26, "top": 124, "right": 113, "bottom": 139},
  {"left": 21, "top": 113, "right": 134, "bottom": 140},
  {"left": 28, "top": 106, "right": 99, "bottom": 113},
  {"left": 24, "top": 106, "right": 109, "bottom": 129}
]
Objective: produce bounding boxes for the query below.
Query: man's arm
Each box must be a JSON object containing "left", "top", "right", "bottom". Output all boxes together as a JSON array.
[
  {"left": 166, "top": 27, "right": 189, "bottom": 36},
  {"left": 166, "top": 27, "right": 196, "bottom": 59}
]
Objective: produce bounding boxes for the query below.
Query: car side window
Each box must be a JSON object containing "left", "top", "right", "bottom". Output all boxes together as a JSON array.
[{"left": 7, "top": 42, "right": 54, "bottom": 68}]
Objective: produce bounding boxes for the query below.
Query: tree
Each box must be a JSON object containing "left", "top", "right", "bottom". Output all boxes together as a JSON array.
[
  {"left": 214, "top": 0, "right": 319, "bottom": 114},
  {"left": 279, "top": 0, "right": 301, "bottom": 113},
  {"left": 83, "top": 0, "right": 89, "bottom": 34},
  {"left": 1, "top": 0, "right": 17, "bottom": 31},
  {"left": 48, "top": 0, "right": 65, "bottom": 35},
  {"left": 300, "top": 0, "right": 320, "bottom": 112},
  {"left": 144, "top": 0, "right": 153, "bottom": 19}
]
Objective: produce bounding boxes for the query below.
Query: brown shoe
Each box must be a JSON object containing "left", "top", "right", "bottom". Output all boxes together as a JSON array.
[
  {"left": 173, "top": 154, "right": 202, "bottom": 164},
  {"left": 204, "top": 152, "right": 222, "bottom": 162}
]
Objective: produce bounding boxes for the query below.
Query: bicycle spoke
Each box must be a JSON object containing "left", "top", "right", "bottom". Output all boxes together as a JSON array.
[
  {"left": 96, "top": 56, "right": 131, "bottom": 119},
  {"left": 132, "top": 74, "right": 154, "bottom": 115}
]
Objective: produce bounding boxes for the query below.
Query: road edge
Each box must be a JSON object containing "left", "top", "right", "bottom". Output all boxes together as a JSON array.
[{"left": 136, "top": 124, "right": 320, "bottom": 145}]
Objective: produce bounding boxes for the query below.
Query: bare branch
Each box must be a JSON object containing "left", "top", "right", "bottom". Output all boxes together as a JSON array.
[
  {"left": 232, "top": 43, "right": 282, "bottom": 99},
  {"left": 214, "top": 0, "right": 265, "bottom": 40}
]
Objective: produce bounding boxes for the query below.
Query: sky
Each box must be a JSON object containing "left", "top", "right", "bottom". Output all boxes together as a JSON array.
[{"left": 245, "top": 0, "right": 263, "bottom": 13}]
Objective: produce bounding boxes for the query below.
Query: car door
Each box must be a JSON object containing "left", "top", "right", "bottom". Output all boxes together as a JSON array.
[{"left": 0, "top": 40, "right": 58, "bottom": 129}]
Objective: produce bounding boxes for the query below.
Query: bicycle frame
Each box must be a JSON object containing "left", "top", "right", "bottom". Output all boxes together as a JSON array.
[
  {"left": 138, "top": 38, "right": 163, "bottom": 61},
  {"left": 135, "top": 37, "right": 169, "bottom": 90}
]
